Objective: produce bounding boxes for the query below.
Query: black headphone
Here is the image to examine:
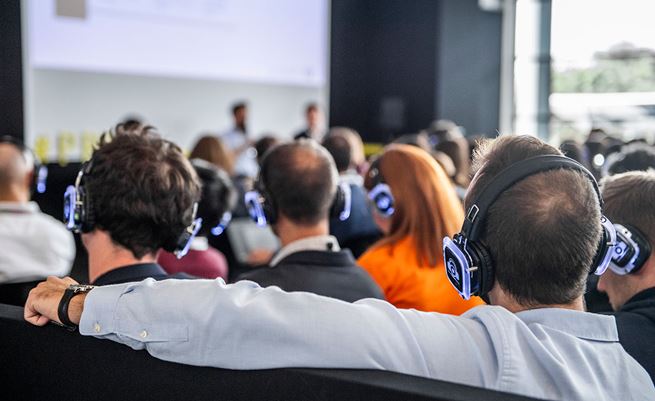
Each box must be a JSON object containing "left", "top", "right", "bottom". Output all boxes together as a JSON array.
[
  {"left": 63, "top": 160, "right": 202, "bottom": 259},
  {"left": 442, "top": 155, "right": 617, "bottom": 300},
  {"left": 0, "top": 136, "right": 48, "bottom": 195},
  {"left": 610, "top": 224, "right": 651, "bottom": 275},
  {"left": 245, "top": 173, "right": 351, "bottom": 227},
  {"left": 366, "top": 157, "right": 395, "bottom": 217},
  {"left": 190, "top": 158, "right": 238, "bottom": 236}
]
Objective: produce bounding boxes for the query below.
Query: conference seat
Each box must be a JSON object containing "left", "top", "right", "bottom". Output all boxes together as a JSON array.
[
  {"left": 0, "top": 304, "right": 543, "bottom": 401},
  {"left": 0, "top": 280, "right": 41, "bottom": 306}
]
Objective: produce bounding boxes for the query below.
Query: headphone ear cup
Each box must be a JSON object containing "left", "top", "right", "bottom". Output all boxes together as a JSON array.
[
  {"left": 591, "top": 215, "right": 617, "bottom": 275},
  {"left": 368, "top": 183, "right": 395, "bottom": 217},
  {"left": 330, "top": 185, "right": 345, "bottom": 219},
  {"left": 466, "top": 240, "right": 495, "bottom": 298},
  {"left": 261, "top": 188, "right": 276, "bottom": 225},
  {"left": 330, "top": 183, "right": 351, "bottom": 221}
]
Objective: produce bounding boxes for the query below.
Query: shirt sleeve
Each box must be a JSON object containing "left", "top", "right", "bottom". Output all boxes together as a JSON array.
[{"left": 78, "top": 278, "right": 492, "bottom": 382}]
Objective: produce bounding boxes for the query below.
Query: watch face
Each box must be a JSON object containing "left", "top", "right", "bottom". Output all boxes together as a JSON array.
[{"left": 69, "top": 284, "right": 95, "bottom": 293}]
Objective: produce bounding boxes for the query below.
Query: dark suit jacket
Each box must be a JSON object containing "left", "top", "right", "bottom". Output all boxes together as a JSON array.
[
  {"left": 237, "top": 250, "right": 384, "bottom": 302},
  {"left": 609, "top": 287, "right": 655, "bottom": 382},
  {"left": 92, "top": 263, "right": 195, "bottom": 285}
]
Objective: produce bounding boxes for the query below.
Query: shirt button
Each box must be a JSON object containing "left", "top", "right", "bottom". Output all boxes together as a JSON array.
[
  {"left": 140, "top": 330, "right": 148, "bottom": 338},
  {"left": 94, "top": 323, "right": 101, "bottom": 333}
]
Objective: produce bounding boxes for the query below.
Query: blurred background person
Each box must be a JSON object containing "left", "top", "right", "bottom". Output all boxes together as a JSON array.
[
  {"left": 358, "top": 144, "right": 485, "bottom": 313},
  {"left": 322, "top": 133, "right": 381, "bottom": 258},
  {"left": 0, "top": 136, "right": 74, "bottom": 294},
  {"left": 190, "top": 135, "right": 235, "bottom": 177},
  {"left": 294, "top": 102, "right": 325, "bottom": 141},
  {"left": 158, "top": 158, "right": 237, "bottom": 281},
  {"left": 221, "top": 102, "right": 258, "bottom": 179},
  {"left": 254, "top": 135, "right": 281, "bottom": 167}
]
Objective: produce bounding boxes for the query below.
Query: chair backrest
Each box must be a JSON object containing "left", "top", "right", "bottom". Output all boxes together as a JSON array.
[{"left": 0, "top": 303, "right": 542, "bottom": 401}]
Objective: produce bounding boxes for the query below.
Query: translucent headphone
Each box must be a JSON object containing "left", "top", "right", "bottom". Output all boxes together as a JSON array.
[
  {"left": 610, "top": 224, "right": 651, "bottom": 275},
  {"left": 366, "top": 158, "right": 395, "bottom": 217},
  {"left": 63, "top": 160, "right": 202, "bottom": 259},
  {"left": 0, "top": 136, "right": 48, "bottom": 194},
  {"left": 442, "top": 155, "right": 617, "bottom": 300}
]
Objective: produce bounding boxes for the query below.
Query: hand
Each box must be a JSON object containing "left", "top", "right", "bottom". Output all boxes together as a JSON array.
[{"left": 24, "top": 276, "right": 81, "bottom": 326}]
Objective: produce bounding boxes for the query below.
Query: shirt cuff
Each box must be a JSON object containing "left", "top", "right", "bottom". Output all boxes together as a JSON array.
[{"left": 79, "top": 283, "right": 131, "bottom": 336}]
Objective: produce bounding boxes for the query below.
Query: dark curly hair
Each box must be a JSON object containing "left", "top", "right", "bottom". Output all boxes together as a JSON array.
[{"left": 85, "top": 124, "right": 201, "bottom": 258}]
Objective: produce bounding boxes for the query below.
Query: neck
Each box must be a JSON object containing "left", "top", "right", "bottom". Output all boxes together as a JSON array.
[
  {"left": 275, "top": 217, "right": 329, "bottom": 247},
  {"left": 0, "top": 186, "right": 29, "bottom": 203},
  {"left": 491, "top": 289, "right": 586, "bottom": 313},
  {"left": 85, "top": 230, "right": 157, "bottom": 283}
]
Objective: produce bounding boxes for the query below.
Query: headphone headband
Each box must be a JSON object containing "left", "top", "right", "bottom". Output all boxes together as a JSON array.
[{"left": 463, "top": 155, "right": 602, "bottom": 241}]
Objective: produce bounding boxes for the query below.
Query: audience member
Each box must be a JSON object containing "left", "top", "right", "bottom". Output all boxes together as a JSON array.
[
  {"left": 357, "top": 144, "right": 484, "bottom": 313},
  {"left": 603, "top": 142, "right": 655, "bottom": 176},
  {"left": 238, "top": 140, "right": 384, "bottom": 302},
  {"left": 253, "top": 135, "right": 280, "bottom": 167},
  {"left": 559, "top": 139, "right": 590, "bottom": 169},
  {"left": 158, "top": 159, "right": 237, "bottom": 280},
  {"left": 190, "top": 136, "right": 234, "bottom": 176},
  {"left": 221, "top": 102, "right": 258, "bottom": 178},
  {"left": 65, "top": 125, "right": 201, "bottom": 286},
  {"left": 391, "top": 132, "right": 432, "bottom": 153},
  {"left": 25, "top": 135, "right": 655, "bottom": 401},
  {"left": 0, "top": 136, "right": 74, "bottom": 284},
  {"left": 327, "top": 127, "right": 367, "bottom": 177},
  {"left": 322, "top": 134, "right": 381, "bottom": 258},
  {"left": 598, "top": 171, "right": 655, "bottom": 380},
  {"left": 294, "top": 102, "right": 325, "bottom": 141}
]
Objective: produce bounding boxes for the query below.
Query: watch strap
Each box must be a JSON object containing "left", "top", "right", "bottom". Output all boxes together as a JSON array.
[{"left": 57, "top": 285, "right": 93, "bottom": 330}]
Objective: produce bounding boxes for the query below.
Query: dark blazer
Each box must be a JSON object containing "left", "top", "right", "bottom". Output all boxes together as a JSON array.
[
  {"left": 609, "top": 287, "right": 655, "bottom": 382},
  {"left": 92, "top": 263, "right": 195, "bottom": 286},
  {"left": 329, "top": 184, "right": 381, "bottom": 258},
  {"left": 237, "top": 250, "right": 384, "bottom": 302}
]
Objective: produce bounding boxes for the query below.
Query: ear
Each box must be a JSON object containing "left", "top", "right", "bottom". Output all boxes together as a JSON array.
[{"left": 24, "top": 170, "right": 34, "bottom": 190}]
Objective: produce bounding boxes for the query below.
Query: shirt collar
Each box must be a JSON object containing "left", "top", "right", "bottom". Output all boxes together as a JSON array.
[
  {"left": 516, "top": 307, "right": 618, "bottom": 342},
  {"left": 339, "top": 171, "right": 364, "bottom": 187},
  {"left": 0, "top": 201, "right": 40, "bottom": 214},
  {"left": 270, "top": 235, "right": 340, "bottom": 267},
  {"left": 92, "top": 263, "right": 167, "bottom": 286}
]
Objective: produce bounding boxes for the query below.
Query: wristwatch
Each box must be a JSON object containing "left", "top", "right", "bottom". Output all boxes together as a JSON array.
[{"left": 57, "top": 284, "right": 95, "bottom": 330}]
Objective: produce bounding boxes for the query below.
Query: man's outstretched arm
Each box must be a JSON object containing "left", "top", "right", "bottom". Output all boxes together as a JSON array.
[{"left": 24, "top": 276, "right": 485, "bottom": 381}]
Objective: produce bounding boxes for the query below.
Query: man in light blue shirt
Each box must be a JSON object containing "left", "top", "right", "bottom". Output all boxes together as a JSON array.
[{"left": 25, "top": 135, "right": 655, "bottom": 400}]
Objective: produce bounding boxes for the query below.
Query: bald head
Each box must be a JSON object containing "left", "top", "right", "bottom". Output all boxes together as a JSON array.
[
  {"left": 261, "top": 140, "right": 338, "bottom": 225},
  {"left": 0, "top": 143, "right": 32, "bottom": 202}
]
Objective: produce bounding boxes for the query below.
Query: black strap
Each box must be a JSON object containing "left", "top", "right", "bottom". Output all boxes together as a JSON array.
[
  {"left": 57, "top": 287, "right": 84, "bottom": 331},
  {"left": 463, "top": 155, "right": 601, "bottom": 241}
]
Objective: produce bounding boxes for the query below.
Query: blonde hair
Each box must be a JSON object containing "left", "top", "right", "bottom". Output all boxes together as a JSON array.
[{"left": 366, "top": 144, "right": 464, "bottom": 266}]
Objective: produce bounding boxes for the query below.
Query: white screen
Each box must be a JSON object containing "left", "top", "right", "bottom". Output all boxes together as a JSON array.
[{"left": 23, "top": 0, "right": 329, "bottom": 161}]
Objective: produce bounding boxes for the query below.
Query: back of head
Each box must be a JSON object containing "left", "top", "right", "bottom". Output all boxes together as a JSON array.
[
  {"left": 261, "top": 140, "right": 338, "bottom": 226},
  {"left": 254, "top": 136, "right": 280, "bottom": 166},
  {"left": 190, "top": 136, "right": 234, "bottom": 176},
  {"left": 602, "top": 171, "right": 655, "bottom": 248},
  {"left": 559, "top": 140, "right": 589, "bottom": 167},
  {"left": 328, "top": 127, "right": 365, "bottom": 169},
  {"left": 191, "top": 158, "right": 238, "bottom": 237},
  {"left": 466, "top": 135, "right": 602, "bottom": 306},
  {"left": 87, "top": 125, "right": 201, "bottom": 258},
  {"left": 435, "top": 137, "right": 471, "bottom": 187},
  {"left": 322, "top": 134, "right": 352, "bottom": 173},
  {"left": 392, "top": 132, "right": 432, "bottom": 153},
  {"left": 0, "top": 140, "right": 31, "bottom": 198},
  {"left": 605, "top": 142, "right": 655, "bottom": 176},
  {"left": 366, "top": 144, "right": 464, "bottom": 266}
]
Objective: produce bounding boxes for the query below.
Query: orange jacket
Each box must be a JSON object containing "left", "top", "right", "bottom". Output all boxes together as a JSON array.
[{"left": 358, "top": 236, "right": 484, "bottom": 314}]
